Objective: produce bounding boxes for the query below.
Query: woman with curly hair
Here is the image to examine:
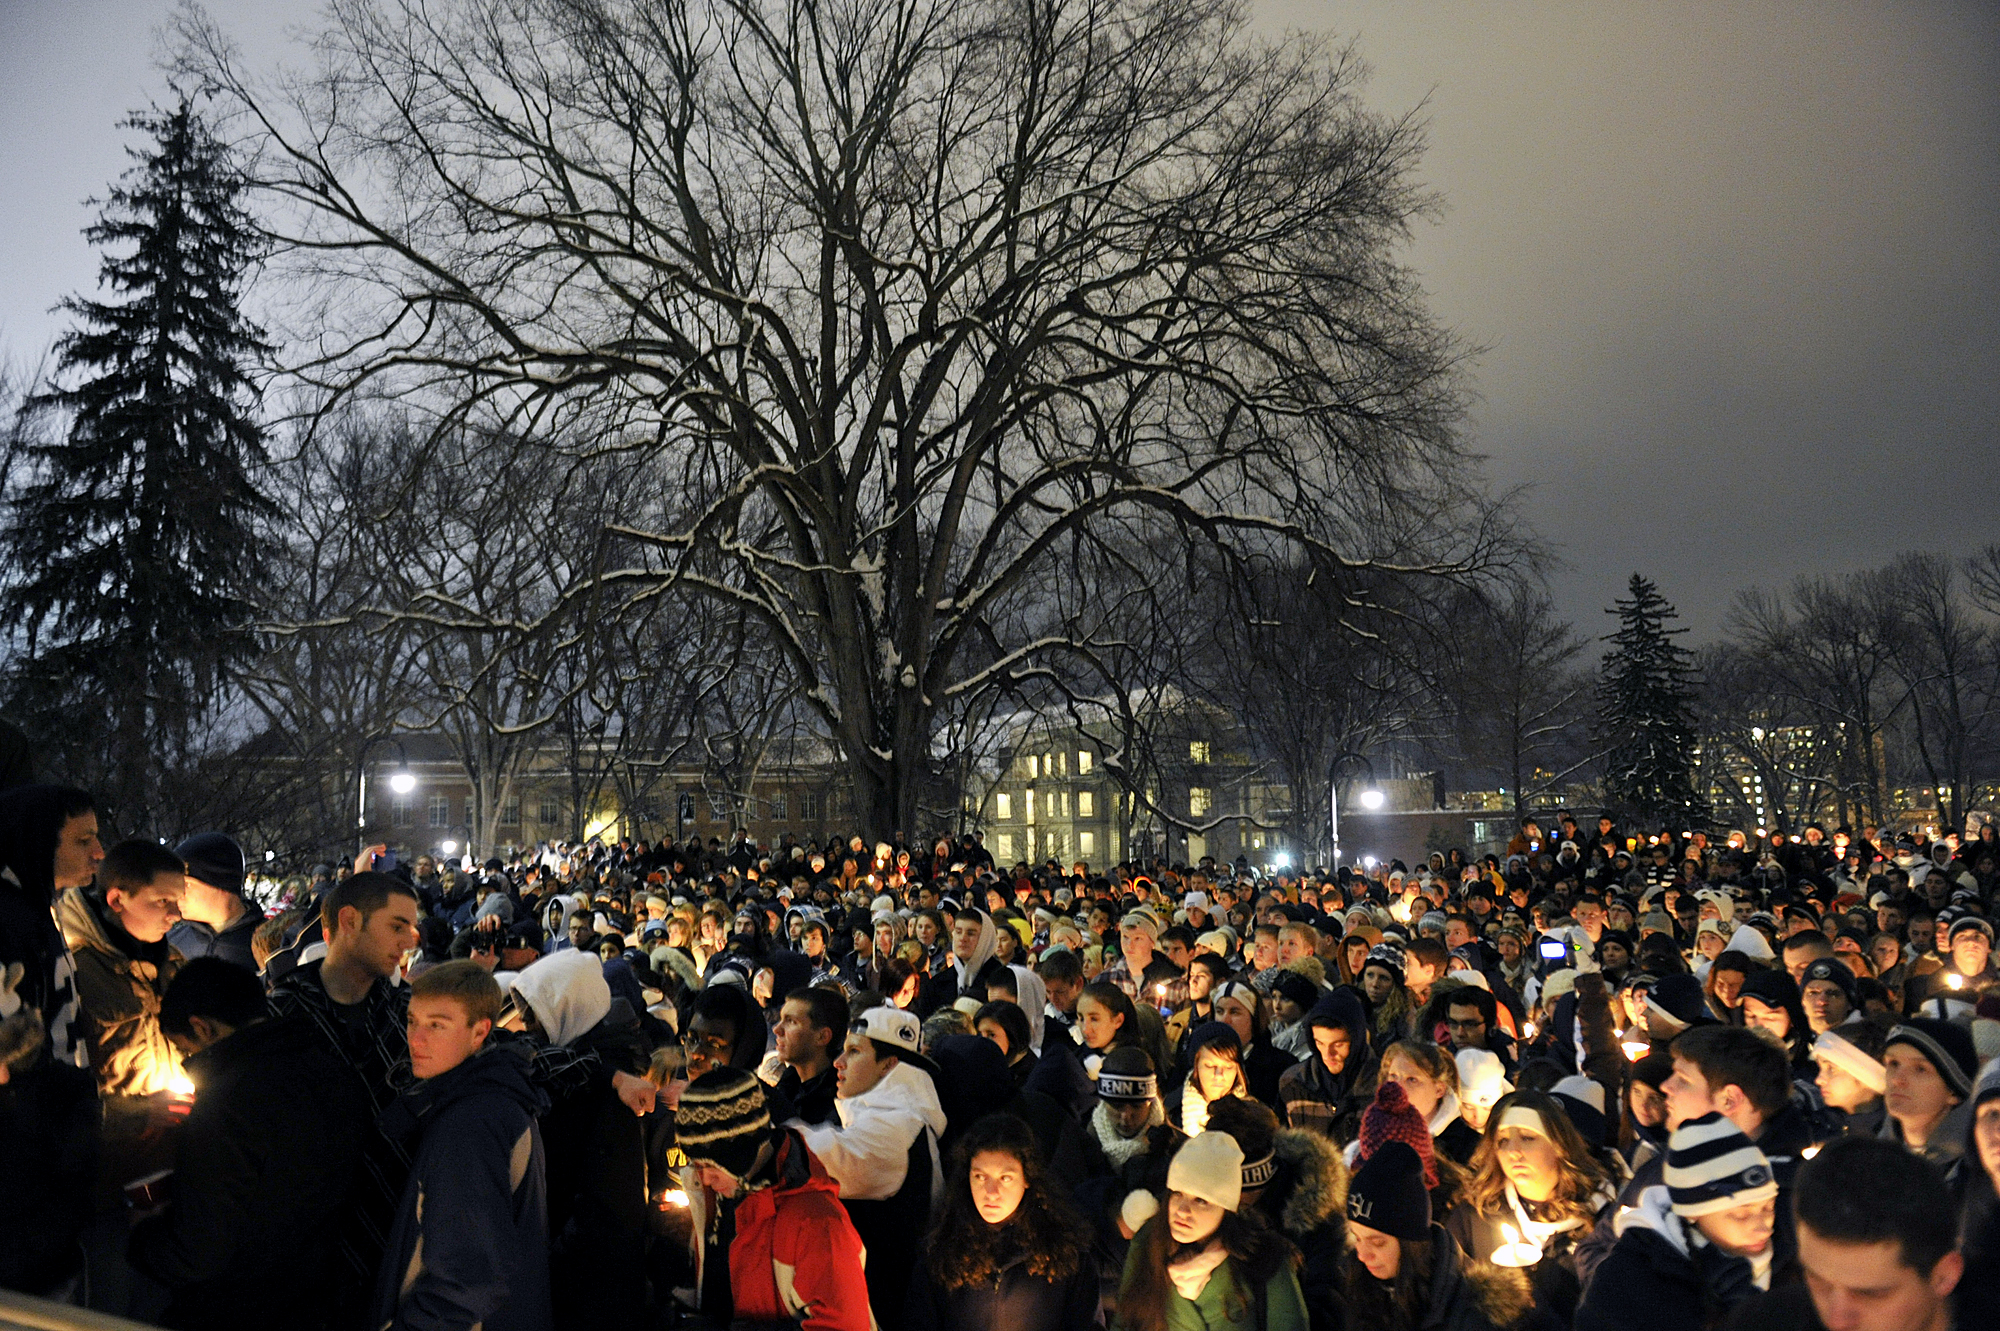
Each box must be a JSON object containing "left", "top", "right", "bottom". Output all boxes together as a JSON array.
[
  {"left": 905, "top": 1112, "right": 1098, "bottom": 1331},
  {"left": 1114, "top": 1131, "right": 1308, "bottom": 1331},
  {"left": 1446, "top": 1088, "right": 1617, "bottom": 1326}
]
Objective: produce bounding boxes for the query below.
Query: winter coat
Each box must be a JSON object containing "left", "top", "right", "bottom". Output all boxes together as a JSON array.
[
  {"left": 128, "top": 1017, "right": 371, "bottom": 1331},
  {"left": 1076, "top": 1098, "right": 1182, "bottom": 1266},
  {"left": 1574, "top": 1186, "right": 1772, "bottom": 1331},
  {"left": 797, "top": 1060, "right": 946, "bottom": 1331},
  {"left": 1253, "top": 1127, "right": 1349, "bottom": 1331},
  {"left": 1450, "top": 1182, "right": 1617, "bottom": 1327},
  {"left": 0, "top": 787, "right": 88, "bottom": 1070},
  {"left": 1279, "top": 1047, "right": 1379, "bottom": 1145},
  {"left": 723, "top": 1130, "right": 873, "bottom": 1331},
  {"left": 268, "top": 959, "right": 415, "bottom": 1315},
  {"left": 776, "top": 1062, "right": 840, "bottom": 1127},
  {"left": 166, "top": 904, "right": 265, "bottom": 972},
  {"left": 1244, "top": 1038, "right": 1300, "bottom": 1111},
  {"left": 796, "top": 1059, "right": 947, "bottom": 1203},
  {"left": 903, "top": 1244, "right": 1100, "bottom": 1331},
  {"left": 373, "top": 1042, "right": 552, "bottom": 1331},
  {"left": 1398, "top": 1224, "right": 1539, "bottom": 1331},
  {"left": 0, "top": 1053, "right": 98, "bottom": 1296},
  {"left": 1113, "top": 1215, "right": 1311, "bottom": 1331},
  {"left": 54, "top": 886, "right": 183, "bottom": 1097}
]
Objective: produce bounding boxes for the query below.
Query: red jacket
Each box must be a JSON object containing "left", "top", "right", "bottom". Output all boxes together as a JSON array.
[{"left": 730, "top": 1133, "right": 874, "bottom": 1331}]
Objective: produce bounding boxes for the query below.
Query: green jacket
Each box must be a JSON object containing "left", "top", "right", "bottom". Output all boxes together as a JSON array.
[{"left": 1114, "top": 1218, "right": 1310, "bottom": 1331}]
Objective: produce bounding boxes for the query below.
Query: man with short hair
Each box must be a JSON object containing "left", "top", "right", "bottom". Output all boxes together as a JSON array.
[
  {"left": 1097, "top": 907, "right": 1187, "bottom": 1008},
  {"left": 1402, "top": 937, "right": 1448, "bottom": 1009},
  {"left": 1444, "top": 986, "right": 1516, "bottom": 1071},
  {"left": 1246, "top": 923, "right": 1283, "bottom": 992},
  {"left": 56, "top": 838, "right": 188, "bottom": 1097},
  {"left": 131, "top": 957, "right": 369, "bottom": 1331},
  {"left": 772, "top": 986, "right": 844, "bottom": 1126},
  {"left": 1782, "top": 930, "right": 1835, "bottom": 985},
  {"left": 794, "top": 1007, "right": 946, "bottom": 1331},
  {"left": 269, "top": 870, "right": 421, "bottom": 1320},
  {"left": 1725, "top": 1135, "right": 1961, "bottom": 1331},
  {"left": 1904, "top": 916, "right": 1999, "bottom": 1010},
  {"left": 374, "top": 960, "right": 551, "bottom": 1331}
]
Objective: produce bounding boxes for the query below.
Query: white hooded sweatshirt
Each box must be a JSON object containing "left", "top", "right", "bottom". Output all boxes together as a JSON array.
[
  {"left": 796, "top": 1059, "right": 946, "bottom": 1205},
  {"left": 511, "top": 949, "right": 611, "bottom": 1046}
]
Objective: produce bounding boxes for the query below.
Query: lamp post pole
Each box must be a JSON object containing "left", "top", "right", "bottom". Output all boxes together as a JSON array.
[
  {"left": 356, "top": 736, "right": 414, "bottom": 856},
  {"left": 1326, "top": 750, "right": 1380, "bottom": 869}
]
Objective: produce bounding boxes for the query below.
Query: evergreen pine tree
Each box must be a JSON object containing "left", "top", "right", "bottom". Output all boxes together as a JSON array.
[
  {"left": 1596, "top": 573, "right": 1710, "bottom": 831},
  {"left": 3, "top": 96, "right": 272, "bottom": 828}
]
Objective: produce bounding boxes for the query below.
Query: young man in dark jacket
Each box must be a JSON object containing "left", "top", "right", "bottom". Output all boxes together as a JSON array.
[
  {"left": 1575, "top": 1113, "right": 1781, "bottom": 1331},
  {"left": 129, "top": 958, "right": 370, "bottom": 1331},
  {"left": 374, "top": 960, "right": 551, "bottom": 1331}
]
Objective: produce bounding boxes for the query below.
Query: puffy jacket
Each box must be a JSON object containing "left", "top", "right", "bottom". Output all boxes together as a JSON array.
[
  {"left": 128, "top": 1017, "right": 370, "bottom": 1331},
  {"left": 796, "top": 1059, "right": 946, "bottom": 1202},
  {"left": 726, "top": 1130, "right": 873, "bottom": 1331},
  {"left": 1254, "top": 1127, "right": 1349, "bottom": 1331},
  {"left": 1410, "top": 1224, "right": 1539, "bottom": 1331},
  {"left": 373, "top": 1042, "right": 552, "bottom": 1331},
  {"left": 54, "top": 886, "right": 182, "bottom": 1097},
  {"left": 1112, "top": 1214, "right": 1311, "bottom": 1331},
  {"left": 1575, "top": 1186, "right": 1770, "bottom": 1331}
]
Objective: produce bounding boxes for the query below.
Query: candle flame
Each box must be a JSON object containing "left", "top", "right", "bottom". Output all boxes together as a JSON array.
[
  {"left": 1502, "top": 1222, "right": 1519, "bottom": 1245},
  {"left": 1947, "top": 973, "right": 1965, "bottom": 990},
  {"left": 167, "top": 1071, "right": 196, "bottom": 1098},
  {"left": 658, "top": 1188, "right": 689, "bottom": 1210}
]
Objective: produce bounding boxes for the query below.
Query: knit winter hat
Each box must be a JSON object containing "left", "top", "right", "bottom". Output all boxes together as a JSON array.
[
  {"left": 1167, "top": 1131, "right": 1245, "bottom": 1212},
  {"left": 1347, "top": 1139, "right": 1432, "bottom": 1242},
  {"left": 176, "top": 832, "right": 246, "bottom": 896},
  {"left": 1096, "top": 1046, "right": 1158, "bottom": 1102},
  {"left": 1646, "top": 973, "right": 1712, "bottom": 1031},
  {"left": 1551, "top": 1075, "right": 1609, "bottom": 1149},
  {"left": 1664, "top": 1112, "right": 1777, "bottom": 1218},
  {"left": 1358, "top": 1079, "right": 1437, "bottom": 1187},
  {"left": 1801, "top": 958, "right": 1858, "bottom": 1006},
  {"left": 1886, "top": 1019, "right": 1978, "bottom": 1100},
  {"left": 1272, "top": 970, "right": 1320, "bottom": 1011},
  {"left": 1455, "top": 1048, "right": 1513, "bottom": 1109},
  {"left": 1813, "top": 1028, "right": 1887, "bottom": 1095},
  {"left": 675, "top": 1068, "right": 771, "bottom": 1180},
  {"left": 1362, "top": 943, "right": 1406, "bottom": 985},
  {"left": 1120, "top": 908, "right": 1164, "bottom": 942}
]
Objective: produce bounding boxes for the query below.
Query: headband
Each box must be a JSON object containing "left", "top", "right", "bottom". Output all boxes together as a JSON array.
[
  {"left": 1812, "top": 1028, "right": 1887, "bottom": 1095},
  {"left": 1496, "top": 1106, "right": 1550, "bottom": 1139},
  {"left": 1240, "top": 1151, "right": 1278, "bottom": 1190}
]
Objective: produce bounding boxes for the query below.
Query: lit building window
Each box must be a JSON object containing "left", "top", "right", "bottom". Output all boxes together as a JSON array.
[
  {"left": 1189, "top": 740, "right": 1211, "bottom": 764},
  {"left": 1190, "top": 787, "right": 1212, "bottom": 817},
  {"left": 996, "top": 793, "right": 1012, "bottom": 821},
  {"left": 1078, "top": 750, "right": 1093, "bottom": 774},
  {"left": 1078, "top": 790, "right": 1095, "bottom": 818}
]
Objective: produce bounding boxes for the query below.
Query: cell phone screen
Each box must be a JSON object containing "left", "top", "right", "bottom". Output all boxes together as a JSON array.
[{"left": 1538, "top": 938, "right": 1567, "bottom": 960}]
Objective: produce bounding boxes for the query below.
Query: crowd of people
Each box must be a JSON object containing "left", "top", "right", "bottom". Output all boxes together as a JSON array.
[{"left": 3, "top": 790, "right": 1998, "bottom": 1331}]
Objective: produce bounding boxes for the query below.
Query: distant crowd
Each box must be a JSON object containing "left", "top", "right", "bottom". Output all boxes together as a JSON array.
[{"left": 3, "top": 793, "right": 1997, "bottom": 1331}]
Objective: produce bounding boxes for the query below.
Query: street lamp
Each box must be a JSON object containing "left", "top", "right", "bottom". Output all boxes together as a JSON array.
[
  {"left": 357, "top": 736, "right": 415, "bottom": 854},
  {"left": 1326, "top": 751, "right": 1380, "bottom": 868}
]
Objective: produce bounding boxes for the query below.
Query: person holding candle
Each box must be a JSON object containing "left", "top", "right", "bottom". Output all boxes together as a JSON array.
[
  {"left": 1112, "top": 1130, "right": 1308, "bottom": 1331},
  {"left": 1449, "top": 1088, "right": 1616, "bottom": 1325},
  {"left": 1176, "top": 1021, "right": 1255, "bottom": 1135},
  {"left": 1342, "top": 1139, "right": 1535, "bottom": 1331},
  {"left": 1572, "top": 1113, "right": 1781, "bottom": 1331}
]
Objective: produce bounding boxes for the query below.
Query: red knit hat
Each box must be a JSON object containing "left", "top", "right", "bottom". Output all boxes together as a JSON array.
[{"left": 1358, "top": 1080, "right": 1436, "bottom": 1187}]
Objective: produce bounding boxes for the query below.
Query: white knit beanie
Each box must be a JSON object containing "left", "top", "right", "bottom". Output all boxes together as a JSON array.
[{"left": 1167, "top": 1131, "right": 1244, "bottom": 1212}]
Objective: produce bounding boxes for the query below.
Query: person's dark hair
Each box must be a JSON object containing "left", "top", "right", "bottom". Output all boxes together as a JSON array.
[
  {"left": 878, "top": 956, "right": 918, "bottom": 1001},
  {"left": 322, "top": 871, "right": 420, "bottom": 937},
  {"left": 1036, "top": 948, "right": 1082, "bottom": 985},
  {"left": 99, "top": 839, "right": 185, "bottom": 896},
  {"left": 784, "top": 985, "right": 849, "bottom": 1039},
  {"left": 1782, "top": 931, "right": 1833, "bottom": 962},
  {"left": 410, "top": 958, "right": 503, "bottom": 1026},
  {"left": 1201, "top": 1094, "right": 1279, "bottom": 1168},
  {"left": 1162, "top": 924, "right": 1197, "bottom": 950},
  {"left": 1794, "top": 1136, "right": 1956, "bottom": 1275},
  {"left": 974, "top": 1000, "right": 1034, "bottom": 1062},
  {"left": 1340, "top": 1231, "right": 1437, "bottom": 1331},
  {"left": 984, "top": 967, "right": 1019, "bottom": 998},
  {"left": 925, "top": 1112, "right": 1089, "bottom": 1290},
  {"left": 1406, "top": 937, "right": 1449, "bottom": 972},
  {"left": 1189, "top": 953, "right": 1233, "bottom": 986},
  {"left": 160, "top": 956, "right": 268, "bottom": 1038},
  {"left": 1443, "top": 985, "right": 1498, "bottom": 1028},
  {"left": 1079, "top": 981, "right": 1141, "bottom": 1049},
  {"left": 1117, "top": 1146, "right": 1296, "bottom": 1331},
  {"left": 1670, "top": 1024, "right": 1792, "bottom": 1119},
  {"left": 0, "top": 785, "right": 97, "bottom": 905}
]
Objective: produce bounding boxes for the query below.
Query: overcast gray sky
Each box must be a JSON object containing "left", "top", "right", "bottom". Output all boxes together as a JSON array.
[{"left": 4, "top": 0, "right": 1997, "bottom": 638}]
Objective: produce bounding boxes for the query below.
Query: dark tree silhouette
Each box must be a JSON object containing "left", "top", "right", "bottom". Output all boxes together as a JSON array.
[
  {"left": 1597, "top": 574, "right": 1709, "bottom": 831},
  {"left": 3, "top": 96, "right": 272, "bottom": 830}
]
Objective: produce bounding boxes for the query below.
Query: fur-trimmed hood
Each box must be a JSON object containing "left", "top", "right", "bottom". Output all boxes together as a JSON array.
[
  {"left": 1432, "top": 1226, "right": 1535, "bottom": 1329},
  {"left": 1270, "top": 1127, "right": 1348, "bottom": 1239}
]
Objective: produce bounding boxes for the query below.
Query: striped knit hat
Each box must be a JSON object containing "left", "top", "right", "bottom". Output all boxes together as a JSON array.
[
  {"left": 675, "top": 1068, "right": 771, "bottom": 1179},
  {"left": 1664, "top": 1112, "right": 1777, "bottom": 1218}
]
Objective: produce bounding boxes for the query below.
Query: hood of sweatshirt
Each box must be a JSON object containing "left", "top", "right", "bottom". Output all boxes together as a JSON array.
[
  {"left": 511, "top": 949, "right": 611, "bottom": 1047},
  {"left": 837, "top": 1058, "right": 947, "bottom": 1138}
]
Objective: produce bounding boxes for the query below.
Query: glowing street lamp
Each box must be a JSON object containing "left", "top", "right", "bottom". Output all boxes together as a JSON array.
[{"left": 1358, "top": 788, "right": 1385, "bottom": 811}]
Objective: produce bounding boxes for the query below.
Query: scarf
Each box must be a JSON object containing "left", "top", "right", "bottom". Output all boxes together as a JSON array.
[
  {"left": 1503, "top": 1179, "right": 1611, "bottom": 1250},
  {"left": 1092, "top": 1098, "right": 1166, "bottom": 1169},
  {"left": 1167, "top": 1239, "right": 1231, "bottom": 1302}
]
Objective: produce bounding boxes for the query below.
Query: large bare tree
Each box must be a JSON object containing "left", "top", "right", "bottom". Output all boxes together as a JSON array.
[{"left": 185, "top": 0, "right": 1504, "bottom": 836}]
